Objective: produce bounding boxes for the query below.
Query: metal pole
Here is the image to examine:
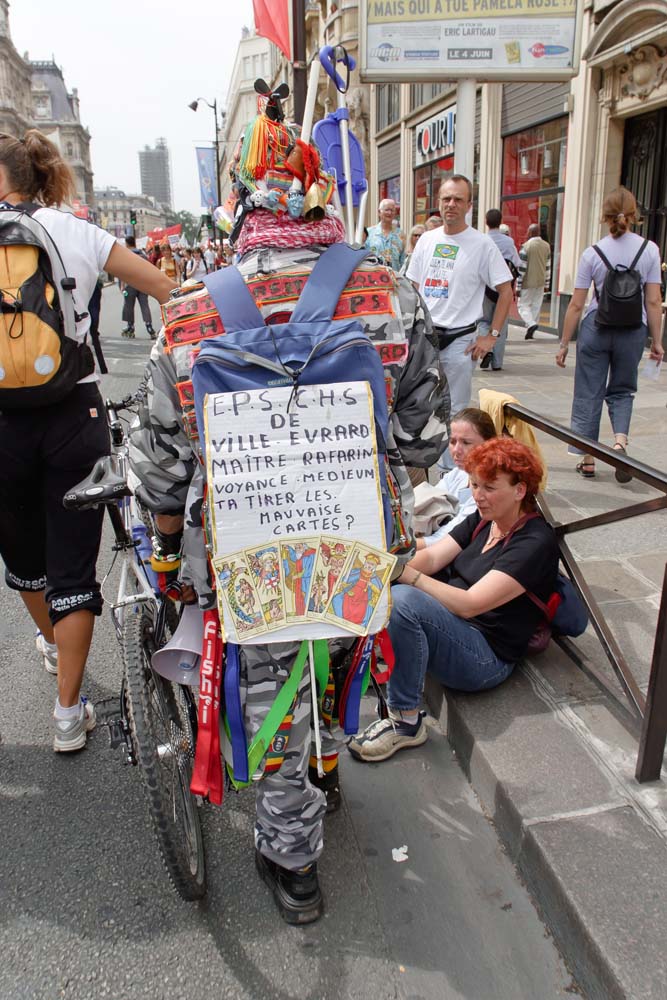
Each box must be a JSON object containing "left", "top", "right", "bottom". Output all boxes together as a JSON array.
[
  {"left": 636, "top": 565, "right": 667, "bottom": 782},
  {"left": 292, "top": 0, "right": 307, "bottom": 123},
  {"left": 454, "top": 78, "right": 476, "bottom": 224}
]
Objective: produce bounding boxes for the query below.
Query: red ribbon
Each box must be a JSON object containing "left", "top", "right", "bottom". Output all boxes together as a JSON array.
[
  {"left": 191, "top": 608, "right": 224, "bottom": 805},
  {"left": 372, "top": 628, "right": 395, "bottom": 685}
]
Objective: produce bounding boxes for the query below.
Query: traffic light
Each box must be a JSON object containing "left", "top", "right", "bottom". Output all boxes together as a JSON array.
[{"left": 129, "top": 208, "right": 137, "bottom": 226}]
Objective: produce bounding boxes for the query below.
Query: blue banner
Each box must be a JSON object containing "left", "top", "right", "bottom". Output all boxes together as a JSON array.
[{"left": 196, "top": 146, "right": 217, "bottom": 212}]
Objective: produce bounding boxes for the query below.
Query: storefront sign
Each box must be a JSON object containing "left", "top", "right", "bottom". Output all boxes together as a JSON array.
[
  {"left": 416, "top": 105, "right": 456, "bottom": 166},
  {"left": 360, "top": 0, "right": 582, "bottom": 82}
]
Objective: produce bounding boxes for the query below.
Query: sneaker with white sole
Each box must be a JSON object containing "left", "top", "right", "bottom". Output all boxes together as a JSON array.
[
  {"left": 36, "top": 632, "right": 58, "bottom": 675},
  {"left": 53, "top": 699, "right": 96, "bottom": 753},
  {"left": 347, "top": 712, "right": 428, "bottom": 763}
]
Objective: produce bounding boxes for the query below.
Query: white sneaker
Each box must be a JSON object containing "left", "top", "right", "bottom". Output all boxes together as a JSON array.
[
  {"left": 53, "top": 699, "right": 96, "bottom": 753},
  {"left": 36, "top": 632, "right": 58, "bottom": 675}
]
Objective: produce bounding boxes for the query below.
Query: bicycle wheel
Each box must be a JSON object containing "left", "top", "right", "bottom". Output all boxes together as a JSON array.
[{"left": 122, "top": 604, "right": 206, "bottom": 900}]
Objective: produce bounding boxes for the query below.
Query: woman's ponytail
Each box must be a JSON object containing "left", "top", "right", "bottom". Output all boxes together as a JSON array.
[{"left": 0, "top": 128, "right": 75, "bottom": 206}]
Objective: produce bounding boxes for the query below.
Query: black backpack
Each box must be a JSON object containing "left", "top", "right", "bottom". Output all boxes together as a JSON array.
[{"left": 592, "top": 238, "right": 648, "bottom": 328}]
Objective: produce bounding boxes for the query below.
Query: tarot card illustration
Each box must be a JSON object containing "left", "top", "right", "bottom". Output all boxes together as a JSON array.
[
  {"left": 307, "top": 536, "right": 354, "bottom": 619},
  {"left": 245, "top": 542, "right": 287, "bottom": 631},
  {"left": 280, "top": 538, "right": 319, "bottom": 623},
  {"left": 213, "top": 553, "right": 266, "bottom": 640},
  {"left": 323, "top": 543, "right": 396, "bottom": 635}
]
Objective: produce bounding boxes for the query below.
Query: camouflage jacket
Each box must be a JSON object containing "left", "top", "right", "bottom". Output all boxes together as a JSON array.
[{"left": 129, "top": 245, "right": 449, "bottom": 607}]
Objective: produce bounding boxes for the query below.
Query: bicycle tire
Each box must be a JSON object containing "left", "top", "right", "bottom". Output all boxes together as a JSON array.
[{"left": 122, "top": 605, "right": 206, "bottom": 900}]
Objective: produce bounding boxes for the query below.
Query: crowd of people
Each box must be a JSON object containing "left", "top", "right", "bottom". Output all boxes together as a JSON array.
[{"left": 0, "top": 115, "right": 662, "bottom": 926}]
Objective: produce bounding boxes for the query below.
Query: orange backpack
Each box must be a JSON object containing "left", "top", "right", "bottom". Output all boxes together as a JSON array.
[{"left": 0, "top": 203, "right": 94, "bottom": 407}]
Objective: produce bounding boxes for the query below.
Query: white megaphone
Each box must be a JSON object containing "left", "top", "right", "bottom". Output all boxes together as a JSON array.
[{"left": 151, "top": 603, "right": 203, "bottom": 687}]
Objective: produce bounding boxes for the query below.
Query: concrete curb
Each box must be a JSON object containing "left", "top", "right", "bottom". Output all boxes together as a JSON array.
[{"left": 425, "top": 669, "right": 667, "bottom": 1000}]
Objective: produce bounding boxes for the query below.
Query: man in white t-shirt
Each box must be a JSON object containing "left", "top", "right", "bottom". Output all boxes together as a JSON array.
[{"left": 407, "top": 176, "right": 513, "bottom": 435}]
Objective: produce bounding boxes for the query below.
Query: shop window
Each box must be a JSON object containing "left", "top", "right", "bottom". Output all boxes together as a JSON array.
[
  {"left": 378, "top": 176, "right": 401, "bottom": 211},
  {"left": 501, "top": 116, "right": 567, "bottom": 326},
  {"left": 413, "top": 150, "right": 479, "bottom": 227},
  {"left": 376, "top": 84, "right": 400, "bottom": 132}
]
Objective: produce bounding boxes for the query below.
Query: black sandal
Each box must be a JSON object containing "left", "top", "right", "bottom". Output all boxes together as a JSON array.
[
  {"left": 613, "top": 443, "right": 632, "bottom": 483},
  {"left": 576, "top": 461, "right": 595, "bottom": 478}
]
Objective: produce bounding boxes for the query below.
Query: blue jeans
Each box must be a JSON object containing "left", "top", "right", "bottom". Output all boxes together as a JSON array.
[
  {"left": 569, "top": 311, "right": 647, "bottom": 455},
  {"left": 386, "top": 585, "right": 514, "bottom": 711}
]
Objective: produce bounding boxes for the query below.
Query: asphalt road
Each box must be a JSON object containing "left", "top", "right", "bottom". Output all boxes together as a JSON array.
[{"left": 0, "top": 284, "right": 580, "bottom": 1000}]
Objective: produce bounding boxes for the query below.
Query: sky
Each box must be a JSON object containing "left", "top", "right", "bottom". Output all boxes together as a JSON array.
[{"left": 10, "top": 0, "right": 257, "bottom": 215}]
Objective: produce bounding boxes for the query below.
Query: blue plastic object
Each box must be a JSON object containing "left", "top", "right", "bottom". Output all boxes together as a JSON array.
[
  {"left": 319, "top": 44, "right": 355, "bottom": 92},
  {"left": 131, "top": 521, "right": 160, "bottom": 592},
  {"left": 312, "top": 112, "right": 368, "bottom": 208}
]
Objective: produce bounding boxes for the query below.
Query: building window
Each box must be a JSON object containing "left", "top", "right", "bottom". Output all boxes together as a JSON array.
[
  {"left": 376, "top": 84, "right": 400, "bottom": 132},
  {"left": 409, "top": 83, "right": 446, "bottom": 112},
  {"left": 501, "top": 117, "right": 568, "bottom": 325},
  {"left": 66, "top": 142, "right": 74, "bottom": 157},
  {"left": 242, "top": 56, "right": 251, "bottom": 79}
]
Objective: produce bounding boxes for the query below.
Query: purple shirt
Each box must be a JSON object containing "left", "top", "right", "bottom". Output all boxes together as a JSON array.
[{"left": 576, "top": 232, "right": 661, "bottom": 324}]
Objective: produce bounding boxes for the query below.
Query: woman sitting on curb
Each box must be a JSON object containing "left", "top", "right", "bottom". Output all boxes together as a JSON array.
[
  {"left": 349, "top": 438, "right": 558, "bottom": 763},
  {"left": 416, "top": 407, "right": 496, "bottom": 549}
]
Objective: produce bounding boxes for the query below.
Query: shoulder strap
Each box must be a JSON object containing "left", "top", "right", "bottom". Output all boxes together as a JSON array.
[
  {"left": 592, "top": 245, "right": 612, "bottom": 270},
  {"left": 202, "top": 265, "right": 265, "bottom": 331},
  {"left": 630, "top": 237, "right": 649, "bottom": 270},
  {"left": 291, "top": 244, "right": 370, "bottom": 323}
]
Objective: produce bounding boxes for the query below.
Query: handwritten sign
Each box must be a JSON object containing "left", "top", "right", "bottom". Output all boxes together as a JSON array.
[{"left": 203, "top": 381, "right": 393, "bottom": 643}]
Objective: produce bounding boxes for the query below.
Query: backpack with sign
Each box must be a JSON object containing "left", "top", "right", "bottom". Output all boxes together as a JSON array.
[
  {"left": 592, "top": 238, "right": 648, "bottom": 328},
  {"left": 0, "top": 202, "right": 95, "bottom": 407},
  {"left": 189, "top": 243, "right": 395, "bottom": 799}
]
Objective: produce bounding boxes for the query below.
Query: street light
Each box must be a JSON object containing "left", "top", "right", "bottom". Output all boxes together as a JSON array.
[{"left": 188, "top": 97, "right": 221, "bottom": 211}]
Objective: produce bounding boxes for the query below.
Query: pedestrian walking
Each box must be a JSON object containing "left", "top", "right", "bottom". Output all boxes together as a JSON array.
[
  {"left": 519, "top": 224, "right": 550, "bottom": 339},
  {"left": 129, "top": 96, "right": 448, "bottom": 923},
  {"left": 479, "top": 209, "right": 521, "bottom": 371},
  {"left": 120, "top": 235, "right": 156, "bottom": 338},
  {"left": 365, "top": 198, "right": 405, "bottom": 270},
  {"left": 0, "top": 129, "right": 176, "bottom": 752},
  {"left": 158, "top": 241, "right": 181, "bottom": 284},
  {"left": 556, "top": 186, "right": 664, "bottom": 480},
  {"left": 407, "top": 175, "right": 512, "bottom": 465}
]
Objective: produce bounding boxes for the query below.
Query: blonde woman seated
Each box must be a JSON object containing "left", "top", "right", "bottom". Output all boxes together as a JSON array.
[
  {"left": 417, "top": 408, "right": 496, "bottom": 549},
  {"left": 349, "top": 438, "right": 558, "bottom": 762}
]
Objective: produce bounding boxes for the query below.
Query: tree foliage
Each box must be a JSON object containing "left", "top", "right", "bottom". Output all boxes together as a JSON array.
[{"left": 165, "top": 209, "right": 199, "bottom": 244}]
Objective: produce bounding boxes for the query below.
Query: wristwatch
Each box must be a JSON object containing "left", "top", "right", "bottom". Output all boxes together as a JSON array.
[{"left": 490, "top": 329, "right": 501, "bottom": 338}]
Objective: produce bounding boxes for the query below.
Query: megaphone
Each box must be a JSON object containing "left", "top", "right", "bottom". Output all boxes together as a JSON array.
[{"left": 152, "top": 603, "right": 203, "bottom": 687}]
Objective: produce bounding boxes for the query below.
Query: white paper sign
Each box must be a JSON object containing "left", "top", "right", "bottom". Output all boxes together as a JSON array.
[{"left": 204, "top": 381, "right": 393, "bottom": 643}]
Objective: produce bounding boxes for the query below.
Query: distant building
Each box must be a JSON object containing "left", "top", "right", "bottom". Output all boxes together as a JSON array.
[
  {"left": 30, "top": 61, "right": 94, "bottom": 214},
  {"left": 139, "top": 138, "right": 172, "bottom": 209},
  {"left": 0, "top": 0, "right": 31, "bottom": 136},
  {"left": 219, "top": 26, "right": 278, "bottom": 205},
  {"left": 95, "top": 187, "right": 167, "bottom": 239}
]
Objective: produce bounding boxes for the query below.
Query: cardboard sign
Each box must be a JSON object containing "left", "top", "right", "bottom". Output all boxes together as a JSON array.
[{"left": 204, "top": 381, "right": 395, "bottom": 643}]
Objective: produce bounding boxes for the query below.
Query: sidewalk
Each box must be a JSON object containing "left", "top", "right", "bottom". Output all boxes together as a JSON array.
[{"left": 426, "top": 325, "right": 667, "bottom": 1000}]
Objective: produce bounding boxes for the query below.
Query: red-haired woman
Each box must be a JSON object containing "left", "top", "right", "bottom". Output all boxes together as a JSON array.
[{"left": 349, "top": 438, "right": 558, "bottom": 762}]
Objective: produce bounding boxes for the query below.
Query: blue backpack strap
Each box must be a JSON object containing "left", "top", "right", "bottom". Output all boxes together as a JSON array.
[
  {"left": 291, "top": 244, "right": 370, "bottom": 323},
  {"left": 203, "top": 266, "right": 265, "bottom": 332},
  {"left": 223, "top": 642, "right": 249, "bottom": 783}
]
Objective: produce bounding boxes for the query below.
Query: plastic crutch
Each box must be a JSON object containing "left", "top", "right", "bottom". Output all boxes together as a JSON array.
[{"left": 313, "top": 45, "right": 369, "bottom": 245}]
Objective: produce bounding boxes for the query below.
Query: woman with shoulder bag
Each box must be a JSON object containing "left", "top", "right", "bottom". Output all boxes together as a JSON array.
[
  {"left": 556, "top": 187, "right": 664, "bottom": 481},
  {"left": 0, "top": 129, "right": 176, "bottom": 752}
]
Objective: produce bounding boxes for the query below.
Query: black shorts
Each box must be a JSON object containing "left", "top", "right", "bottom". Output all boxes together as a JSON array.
[{"left": 0, "top": 383, "right": 111, "bottom": 624}]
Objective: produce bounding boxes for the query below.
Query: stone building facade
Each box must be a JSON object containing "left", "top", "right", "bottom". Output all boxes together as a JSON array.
[{"left": 95, "top": 187, "right": 166, "bottom": 239}]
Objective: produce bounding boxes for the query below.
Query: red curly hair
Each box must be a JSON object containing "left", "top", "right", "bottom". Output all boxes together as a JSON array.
[{"left": 465, "top": 438, "right": 544, "bottom": 510}]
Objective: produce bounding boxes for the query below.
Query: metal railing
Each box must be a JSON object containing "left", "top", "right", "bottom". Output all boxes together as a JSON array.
[{"left": 504, "top": 402, "right": 667, "bottom": 783}]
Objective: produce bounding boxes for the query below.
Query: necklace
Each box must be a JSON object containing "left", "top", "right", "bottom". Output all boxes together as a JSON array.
[{"left": 489, "top": 521, "right": 510, "bottom": 540}]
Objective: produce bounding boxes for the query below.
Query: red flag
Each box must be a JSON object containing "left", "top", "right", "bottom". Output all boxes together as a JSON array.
[{"left": 253, "top": 0, "right": 291, "bottom": 61}]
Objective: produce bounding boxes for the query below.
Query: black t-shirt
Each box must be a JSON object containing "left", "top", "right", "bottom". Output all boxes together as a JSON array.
[{"left": 448, "top": 511, "right": 559, "bottom": 662}]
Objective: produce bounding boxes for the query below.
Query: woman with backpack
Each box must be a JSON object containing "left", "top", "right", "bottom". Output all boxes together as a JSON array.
[
  {"left": 0, "top": 129, "right": 176, "bottom": 752},
  {"left": 556, "top": 187, "right": 664, "bottom": 480},
  {"left": 349, "top": 438, "right": 559, "bottom": 762}
]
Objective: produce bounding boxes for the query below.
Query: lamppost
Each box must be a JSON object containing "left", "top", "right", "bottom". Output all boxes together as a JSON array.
[{"left": 188, "top": 96, "right": 221, "bottom": 209}]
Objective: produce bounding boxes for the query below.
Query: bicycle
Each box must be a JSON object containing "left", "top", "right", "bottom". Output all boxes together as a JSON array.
[{"left": 63, "top": 394, "right": 207, "bottom": 901}]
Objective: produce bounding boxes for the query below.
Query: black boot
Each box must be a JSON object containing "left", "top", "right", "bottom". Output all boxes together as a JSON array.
[
  {"left": 255, "top": 850, "right": 324, "bottom": 924},
  {"left": 309, "top": 762, "right": 341, "bottom": 814},
  {"left": 479, "top": 351, "right": 493, "bottom": 370},
  {"left": 524, "top": 324, "right": 537, "bottom": 340},
  {"left": 146, "top": 325, "right": 156, "bottom": 339}
]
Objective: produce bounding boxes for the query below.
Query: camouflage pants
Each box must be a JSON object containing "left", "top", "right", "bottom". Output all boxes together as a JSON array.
[{"left": 242, "top": 640, "right": 333, "bottom": 871}]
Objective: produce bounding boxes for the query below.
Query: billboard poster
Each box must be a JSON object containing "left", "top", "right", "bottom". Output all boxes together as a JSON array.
[
  {"left": 360, "top": 0, "right": 582, "bottom": 82},
  {"left": 196, "top": 146, "right": 218, "bottom": 213}
]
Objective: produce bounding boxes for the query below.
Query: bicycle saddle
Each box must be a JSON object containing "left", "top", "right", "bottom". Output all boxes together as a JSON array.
[{"left": 63, "top": 456, "right": 132, "bottom": 510}]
